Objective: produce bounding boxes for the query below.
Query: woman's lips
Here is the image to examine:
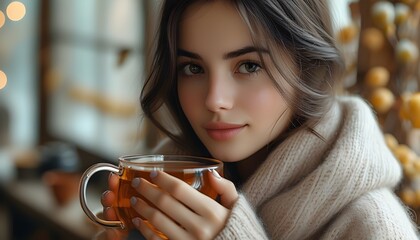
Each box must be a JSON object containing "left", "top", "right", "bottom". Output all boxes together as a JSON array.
[{"left": 204, "top": 122, "right": 246, "bottom": 141}]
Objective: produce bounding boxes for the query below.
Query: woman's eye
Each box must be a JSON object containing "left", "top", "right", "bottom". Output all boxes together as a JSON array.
[
  {"left": 238, "top": 62, "right": 261, "bottom": 74},
  {"left": 182, "top": 64, "right": 203, "bottom": 75}
]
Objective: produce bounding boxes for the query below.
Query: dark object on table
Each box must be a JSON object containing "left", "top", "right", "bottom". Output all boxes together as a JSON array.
[{"left": 38, "top": 142, "right": 80, "bottom": 174}]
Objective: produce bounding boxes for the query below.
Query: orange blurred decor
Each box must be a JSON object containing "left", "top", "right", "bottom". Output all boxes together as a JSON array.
[
  {"left": 42, "top": 170, "right": 80, "bottom": 206},
  {"left": 5, "top": 1, "right": 25, "bottom": 22},
  {"left": 337, "top": 0, "right": 420, "bottom": 224},
  {"left": 0, "top": 1, "right": 26, "bottom": 91},
  {"left": 0, "top": 70, "right": 7, "bottom": 90},
  {"left": 0, "top": 1, "right": 25, "bottom": 29}
]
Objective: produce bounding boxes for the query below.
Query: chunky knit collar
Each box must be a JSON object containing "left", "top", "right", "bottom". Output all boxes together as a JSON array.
[{"left": 240, "top": 96, "right": 403, "bottom": 239}]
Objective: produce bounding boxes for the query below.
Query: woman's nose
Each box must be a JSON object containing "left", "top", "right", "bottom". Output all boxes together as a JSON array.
[{"left": 205, "top": 73, "right": 234, "bottom": 112}]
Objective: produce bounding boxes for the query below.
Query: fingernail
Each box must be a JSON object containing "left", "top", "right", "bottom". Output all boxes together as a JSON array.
[
  {"left": 210, "top": 169, "right": 221, "bottom": 179},
  {"left": 150, "top": 171, "right": 157, "bottom": 178},
  {"left": 132, "top": 217, "right": 141, "bottom": 228},
  {"left": 132, "top": 178, "right": 140, "bottom": 187},
  {"left": 104, "top": 206, "right": 111, "bottom": 214},
  {"left": 130, "top": 196, "right": 137, "bottom": 206},
  {"left": 101, "top": 190, "right": 110, "bottom": 200}
]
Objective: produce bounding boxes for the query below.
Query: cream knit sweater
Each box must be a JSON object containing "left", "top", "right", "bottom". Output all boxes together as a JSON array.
[{"left": 154, "top": 96, "right": 419, "bottom": 239}]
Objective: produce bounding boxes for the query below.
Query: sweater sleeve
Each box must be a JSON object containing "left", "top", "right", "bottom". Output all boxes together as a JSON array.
[{"left": 215, "top": 194, "right": 270, "bottom": 240}]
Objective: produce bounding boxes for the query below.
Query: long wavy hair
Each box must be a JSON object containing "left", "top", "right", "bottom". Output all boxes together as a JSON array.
[{"left": 141, "top": 0, "right": 344, "bottom": 156}]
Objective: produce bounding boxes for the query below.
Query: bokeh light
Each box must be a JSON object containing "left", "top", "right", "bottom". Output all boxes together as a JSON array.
[
  {"left": 6, "top": 1, "right": 26, "bottom": 22},
  {"left": 0, "top": 70, "right": 7, "bottom": 90},
  {"left": 0, "top": 11, "right": 5, "bottom": 29}
]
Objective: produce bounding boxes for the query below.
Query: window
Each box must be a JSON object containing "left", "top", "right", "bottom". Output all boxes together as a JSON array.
[
  {"left": 41, "top": 0, "right": 159, "bottom": 162},
  {"left": 0, "top": 1, "right": 39, "bottom": 149}
]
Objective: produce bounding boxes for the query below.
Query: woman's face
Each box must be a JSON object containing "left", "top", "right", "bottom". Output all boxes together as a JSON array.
[{"left": 177, "top": 0, "right": 293, "bottom": 162}]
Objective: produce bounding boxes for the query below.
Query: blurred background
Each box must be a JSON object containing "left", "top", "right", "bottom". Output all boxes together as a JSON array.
[
  {"left": 1, "top": 0, "right": 420, "bottom": 239},
  {"left": 0, "top": 1, "right": 161, "bottom": 239},
  {"left": 0, "top": 0, "right": 159, "bottom": 164}
]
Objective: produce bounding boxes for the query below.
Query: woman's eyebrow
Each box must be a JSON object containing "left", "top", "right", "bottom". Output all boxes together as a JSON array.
[
  {"left": 177, "top": 46, "right": 268, "bottom": 60},
  {"left": 177, "top": 49, "right": 201, "bottom": 59},
  {"left": 223, "top": 46, "right": 268, "bottom": 59}
]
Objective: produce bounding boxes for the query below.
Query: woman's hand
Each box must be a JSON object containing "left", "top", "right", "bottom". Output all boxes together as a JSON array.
[
  {"left": 101, "top": 172, "right": 119, "bottom": 221},
  {"left": 131, "top": 170, "right": 238, "bottom": 240},
  {"left": 100, "top": 173, "right": 128, "bottom": 240}
]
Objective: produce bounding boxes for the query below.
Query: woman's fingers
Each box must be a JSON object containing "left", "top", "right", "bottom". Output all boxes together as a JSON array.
[
  {"left": 133, "top": 171, "right": 230, "bottom": 239},
  {"left": 102, "top": 173, "right": 119, "bottom": 221},
  {"left": 131, "top": 177, "right": 200, "bottom": 233},
  {"left": 101, "top": 190, "right": 115, "bottom": 207},
  {"left": 131, "top": 196, "right": 191, "bottom": 240},
  {"left": 103, "top": 206, "right": 118, "bottom": 221},
  {"left": 133, "top": 219, "right": 160, "bottom": 240},
  {"left": 101, "top": 190, "right": 118, "bottom": 220},
  {"left": 147, "top": 171, "right": 221, "bottom": 216},
  {"left": 108, "top": 172, "right": 119, "bottom": 192},
  {"left": 208, "top": 169, "right": 238, "bottom": 209}
]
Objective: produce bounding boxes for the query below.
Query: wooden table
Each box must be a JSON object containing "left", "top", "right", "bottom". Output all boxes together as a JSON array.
[{"left": 0, "top": 178, "right": 103, "bottom": 240}]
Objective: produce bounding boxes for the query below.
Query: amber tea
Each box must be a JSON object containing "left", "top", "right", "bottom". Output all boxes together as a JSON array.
[
  {"left": 79, "top": 155, "right": 223, "bottom": 232},
  {"left": 117, "top": 160, "right": 221, "bottom": 230}
]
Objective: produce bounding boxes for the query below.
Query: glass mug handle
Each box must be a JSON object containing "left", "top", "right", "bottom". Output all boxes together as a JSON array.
[{"left": 79, "top": 163, "right": 124, "bottom": 229}]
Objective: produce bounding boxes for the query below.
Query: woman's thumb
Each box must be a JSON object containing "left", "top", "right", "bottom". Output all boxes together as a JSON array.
[{"left": 209, "top": 169, "right": 238, "bottom": 209}]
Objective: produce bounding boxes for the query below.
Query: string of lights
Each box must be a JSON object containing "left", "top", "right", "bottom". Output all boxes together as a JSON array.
[{"left": 0, "top": 1, "right": 26, "bottom": 90}]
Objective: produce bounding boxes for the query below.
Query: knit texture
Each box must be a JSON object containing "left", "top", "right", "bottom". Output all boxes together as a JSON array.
[{"left": 154, "top": 96, "right": 419, "bottom": 239}]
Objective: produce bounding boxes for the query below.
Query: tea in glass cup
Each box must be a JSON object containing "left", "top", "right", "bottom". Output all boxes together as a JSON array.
[{"left": 79, "top": 155, "right": 223, "bottom": 235}]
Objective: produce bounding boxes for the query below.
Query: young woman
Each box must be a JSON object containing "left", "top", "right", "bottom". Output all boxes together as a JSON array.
[{"left": 101, "top": 0, "right": 419, "bottom": 239}]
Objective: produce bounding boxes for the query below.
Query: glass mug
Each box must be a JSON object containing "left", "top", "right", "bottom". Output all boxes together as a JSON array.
[{"left": 79, "top": 154, "right": 223, "bottom": 235}]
